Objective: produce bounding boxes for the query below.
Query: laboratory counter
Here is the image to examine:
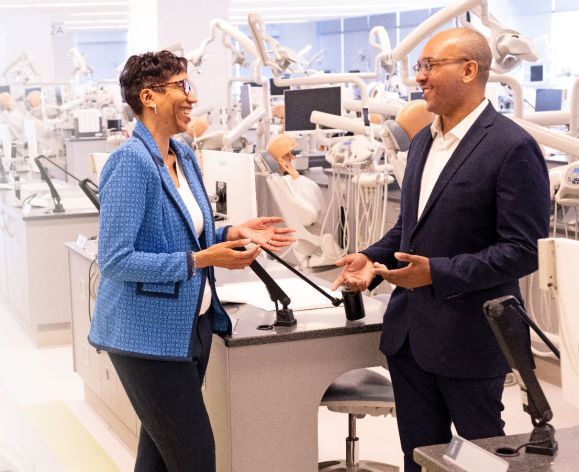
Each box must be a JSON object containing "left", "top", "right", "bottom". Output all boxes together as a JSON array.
[
  {"left": 65, "top": 244, "right": 389, "bottom": 471},
  {"left": 0, "top": 181, "right": 98, "bottom": 346},
  {"left": 414, "top": 425, "right": 579, "bottom": 472}
]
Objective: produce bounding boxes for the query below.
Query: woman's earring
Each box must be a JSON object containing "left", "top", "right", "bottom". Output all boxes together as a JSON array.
[{"left": 152, "top": 103, "right": 158, "bottom": 114}]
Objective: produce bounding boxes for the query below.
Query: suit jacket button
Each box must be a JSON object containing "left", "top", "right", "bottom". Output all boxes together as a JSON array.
[{"left": 409, "top": 245, "right": 416, "bottom": 254}]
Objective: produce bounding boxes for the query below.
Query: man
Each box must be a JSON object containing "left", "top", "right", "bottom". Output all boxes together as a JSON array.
[{"left": 331, "top": 28, "right": 550, "bottom": 471}]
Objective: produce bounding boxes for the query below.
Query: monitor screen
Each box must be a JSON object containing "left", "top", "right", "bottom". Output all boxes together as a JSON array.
[
  {"left": 530, "top": 65, "right": 543, "bottom": 83},
  {"left": 284, "top": 86, "right": 342, "bottom": 132},
  {"left": 0, "top": 85, "right": 10, "bottom": 94},
  {"left": 54, "top": 85, "right": 63, "bottom": 106},
  {"left": 269, "top": 78, "right": 289, "bottom": 96},
  {"left": 201, "top": 150, "right": 257, "bottom": 226},
  {"left": 535, "top": 89, "right": 562, "bottom": 112},
  {"left": 240, "top": 84, "right": 253, "bottom": 119},
  {"left": 410, "top": 91, "right": 424, "bottom": 100}
]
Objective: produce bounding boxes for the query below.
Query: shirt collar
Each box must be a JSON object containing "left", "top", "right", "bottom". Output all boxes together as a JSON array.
[{"left": 430, "top": 98, "right": 489, "bottom": 141}]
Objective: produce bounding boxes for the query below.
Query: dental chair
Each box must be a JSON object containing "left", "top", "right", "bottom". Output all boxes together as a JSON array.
[
  {"left": 263, "top": 133, "right": 344, "bottom": 268},
  {"left": 319, "top": 368, "right": 399, "bottom": 472}
]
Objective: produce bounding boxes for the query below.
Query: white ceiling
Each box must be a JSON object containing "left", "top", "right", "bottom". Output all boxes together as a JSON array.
[
  {"left": 0, "top": 0, "right": 452, "bottom": 30},
  {"left": 0, "top": 0, "right": 130, "bottom": 31},
  {"left": 228, "top": 0, "right": 451, "bottom": 24}
]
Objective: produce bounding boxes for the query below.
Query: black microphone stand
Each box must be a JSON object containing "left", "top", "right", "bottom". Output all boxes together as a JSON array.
[
  {"left": 34, "top": 155, "right": 65, "bottom": 213},
  {"left": 34, "top": 155, "right": 100, "bottom": 211},
  {"left": 485, "top": 296, "right": 559, "bottom": 456},
  {"left": 237, "top": 245, "right": 347, "bottom": 329}
]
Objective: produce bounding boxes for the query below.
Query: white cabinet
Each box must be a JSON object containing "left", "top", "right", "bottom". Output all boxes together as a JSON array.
[
  {"left": 0, "top": 198, "right": 98, "bottom": 346},
  {"left": 66, "top": 244, "right": 139, "bottom": 453}
]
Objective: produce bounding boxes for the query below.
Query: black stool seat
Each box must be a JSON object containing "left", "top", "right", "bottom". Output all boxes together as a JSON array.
[
  {"left": 321, "top": 368, "right": 396, "bottom": 417},
  {"left": 319, "top": 368, "right": 399, "bottom": 471}
]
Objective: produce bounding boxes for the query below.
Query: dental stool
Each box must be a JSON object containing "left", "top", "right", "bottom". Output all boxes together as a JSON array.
[{"left": 319, "top": 368, "right": 399, "bottom": 472}]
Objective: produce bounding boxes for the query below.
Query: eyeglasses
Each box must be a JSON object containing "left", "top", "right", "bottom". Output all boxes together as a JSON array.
[
  {"left": 413, "top": 58, "right": 470, "bottom": 75},
  {"left": 148, "top": 79, "right": 193, "bottom": 96}
]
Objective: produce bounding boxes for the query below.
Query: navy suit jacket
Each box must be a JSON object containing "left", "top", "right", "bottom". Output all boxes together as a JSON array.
[{"left": 362, "top": 103, "right": 550, "bottom": 378}]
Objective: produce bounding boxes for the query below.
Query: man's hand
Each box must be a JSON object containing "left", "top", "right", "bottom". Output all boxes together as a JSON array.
[
  {"left": 372, "top": 252, "right": 432, "bottom": 289},
  {"left": 331, "top": 253, "right": 374, "bottom": 292}
]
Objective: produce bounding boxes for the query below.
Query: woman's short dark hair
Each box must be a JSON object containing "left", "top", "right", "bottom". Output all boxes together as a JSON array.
[{"left": 119, "top": 50, "right": 187, "bottom": 116}]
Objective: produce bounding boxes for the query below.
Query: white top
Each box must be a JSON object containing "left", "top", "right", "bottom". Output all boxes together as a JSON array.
[
  {"left": 175, "top": 156, "right": 212, "bottom": 315},
  {"left": 417, "top": 99, "right": 489, "bottom": 219}
]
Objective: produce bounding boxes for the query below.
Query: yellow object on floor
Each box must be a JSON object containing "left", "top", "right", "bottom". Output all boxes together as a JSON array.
[{"left": 23, "top": 401, "right": 119, "bottom": 472}]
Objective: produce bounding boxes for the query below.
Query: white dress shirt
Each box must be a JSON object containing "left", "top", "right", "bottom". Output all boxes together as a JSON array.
[
  {"left": 175, "top": 156, "right": 212, "bottom": 315},
  {"left": 417, "top": 99, "right": 489, "bottom": 219}
]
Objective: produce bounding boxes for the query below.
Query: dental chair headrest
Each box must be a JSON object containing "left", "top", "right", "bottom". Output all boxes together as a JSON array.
[{"left": 382, "top": 120, "right": 411, "bottom": 152}]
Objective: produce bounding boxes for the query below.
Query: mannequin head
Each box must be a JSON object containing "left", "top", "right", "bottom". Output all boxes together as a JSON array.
[
  {"left": 266, "top": 133, "right": 299, "bottom": 179},
  {"left": 185, "top": 117, "right": 209, "bottom": 138},
  {"left": 395, "top": 99, "right": 435, "bottom": 140},
  {"left": 0, "top": 92, "right": 14, "bottom": 111},
  {"left": 369, "top": 112, "right": 384, "bottom": 125},
  {"left": 26, "top": 90, "right": 42, "bottom": 109}
]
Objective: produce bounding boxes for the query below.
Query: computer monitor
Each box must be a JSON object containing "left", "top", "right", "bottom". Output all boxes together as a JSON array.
[
  {"left": 269, "top": 78, "right": 289, "bottom": 96},
  {"left": 530, "top": 65, "right": 543, "bottom": 83},
  {"left": 410, "top": 91, "right": 424, "bottom": 100},
  {"left": 54, "top": 85, "right": 63, "bottom": 106},
  {"left": 0, "top": 124, "right": 11, "bottom": 160},
  {"left": 201, "top": 150, "right": 257, "bottom": 226},
  {"left": 0, "top": 85, "right": 10, "bottom": 94},
  {"left": 535, "top": 89, "right": 563, "bottom": 112},
  {"left": 23, "top": 119, "right": 38, "bottom": 158},
  {"left": 284, "top": 86, "right": 341, "bottom": 132},
  {"left": 240, "top": 84, "right": 253, "bottom": 119}
]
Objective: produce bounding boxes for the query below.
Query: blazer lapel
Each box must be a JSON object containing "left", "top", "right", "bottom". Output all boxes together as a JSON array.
[
  {"left": 406, "top": 133, "right": 434, "bottom": 230},
  {"left": 132, "top": 123, "right": 200, "bottom": 249},
  {"left": 411, "top": 104, "right": 495, "bottom": 238}
]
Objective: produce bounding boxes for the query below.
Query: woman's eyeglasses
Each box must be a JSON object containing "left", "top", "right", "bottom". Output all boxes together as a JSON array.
[{"left": 148, "top": 79, "right": 193, "bottom": 95}]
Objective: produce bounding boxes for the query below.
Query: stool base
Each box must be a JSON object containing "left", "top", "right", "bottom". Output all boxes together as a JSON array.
[{"left": 319, "top": 459, "right": 399, "bottom": 471}]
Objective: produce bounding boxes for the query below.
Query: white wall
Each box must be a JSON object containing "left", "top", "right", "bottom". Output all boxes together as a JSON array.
[
  {"left": 157, "top": 0, "right": 229, "bottom": 109},
  {"left": 0, "top": 13, "right": 55, "bottom": 83}
]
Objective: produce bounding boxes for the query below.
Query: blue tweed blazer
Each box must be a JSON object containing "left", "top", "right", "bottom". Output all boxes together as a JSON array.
[{"left": 88, "top": 121, "right": 232, "bottom": 360}]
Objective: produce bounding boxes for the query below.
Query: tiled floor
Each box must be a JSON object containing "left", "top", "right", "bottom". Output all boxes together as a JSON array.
[{"left": 1, "top": 293, "right": 579, "bottom": 471}]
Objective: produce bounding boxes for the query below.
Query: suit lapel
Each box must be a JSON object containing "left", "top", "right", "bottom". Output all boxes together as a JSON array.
[
  {"left": 406, "top": 133, "right": 434, "bottom": 230},
  {"left": 410, "top": 104, "right": 495, "bottom": 238},
  {"left": 132, "top": 123, "right": 200, "bottom": 249}
]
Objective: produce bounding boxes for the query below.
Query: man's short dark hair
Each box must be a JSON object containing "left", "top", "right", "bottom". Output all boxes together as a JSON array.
[{"left": 119, "top": 50, "right": 187, "bottom": 116}]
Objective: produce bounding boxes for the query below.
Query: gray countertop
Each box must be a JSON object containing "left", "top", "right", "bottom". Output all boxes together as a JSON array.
[
  {"left": 65, "top": 246, "right": 387, "bottom": 349},
  {"left": 1, "top": 178, "right": 98, "bottom": 220},
  {"left": 414, "top": 425, "right": 579, "bottom": 472},
  {"left": 215, "top": 263, "right": 386, "bottom": 348}
]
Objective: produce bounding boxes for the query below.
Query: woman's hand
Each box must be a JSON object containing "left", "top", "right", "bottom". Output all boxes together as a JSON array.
[
  {"left": 228, "top": 217, "right": 295, "bottom": 252},
  {"left": 195, "top": 239, "right": 260, "bottom": 270}
]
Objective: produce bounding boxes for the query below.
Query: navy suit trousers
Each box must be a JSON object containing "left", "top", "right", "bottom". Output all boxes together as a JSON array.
[
  {"left": 109, "top": 314, "right": 214, "bottom": 472},
  {"left": 387, "top": 337, "right": 506, "bottom": 472}
]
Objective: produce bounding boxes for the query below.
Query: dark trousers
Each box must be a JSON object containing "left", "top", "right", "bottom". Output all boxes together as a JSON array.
[
  {"left": 108, "top": 314, "right": 214, "bottom": 472},
  {"left": 386, "top": 337, "right": 506, "bottom": 472}
]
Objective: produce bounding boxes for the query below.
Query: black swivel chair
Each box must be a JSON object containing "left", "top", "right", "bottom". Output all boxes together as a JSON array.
[{"left": 319, "top": 368, "right": 399, "bottom": 472}]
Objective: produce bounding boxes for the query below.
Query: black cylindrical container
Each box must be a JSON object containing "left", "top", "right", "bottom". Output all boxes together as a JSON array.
[{"left": 342, "top": 290, "right": 365, "bottom": 321}]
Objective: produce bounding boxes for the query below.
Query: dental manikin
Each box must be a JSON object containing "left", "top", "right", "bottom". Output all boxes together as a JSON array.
[{"left": 264, "top": 133, "right": 342, "bottom": 267}]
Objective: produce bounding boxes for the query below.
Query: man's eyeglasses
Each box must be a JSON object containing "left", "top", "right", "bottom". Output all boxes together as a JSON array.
[
  {"left": 148, "top": 79, "right": 193, "bottom": 96},
  {"left": 413, "top": 58, "right": 470, "bottom": 75}
]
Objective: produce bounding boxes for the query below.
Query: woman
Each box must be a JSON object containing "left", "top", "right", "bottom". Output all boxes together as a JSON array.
[{"left": 88, "top": 50, "right": 294, "bottom": 472}]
